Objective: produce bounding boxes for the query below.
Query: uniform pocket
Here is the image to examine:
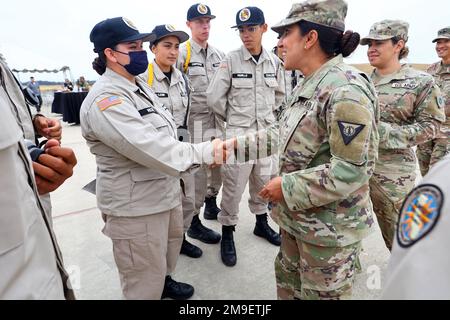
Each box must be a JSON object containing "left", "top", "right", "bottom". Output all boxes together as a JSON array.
[
  {"left": 231, "top": 78, "right": 254, "bottom": 107},
  {"left": 264, "top": 77, "right": 278, "bottom": 107}
]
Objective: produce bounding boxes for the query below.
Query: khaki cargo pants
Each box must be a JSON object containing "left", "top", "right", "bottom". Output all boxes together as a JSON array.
[{"left": 102, "top": 206, "right": 183, "bottom": 300}]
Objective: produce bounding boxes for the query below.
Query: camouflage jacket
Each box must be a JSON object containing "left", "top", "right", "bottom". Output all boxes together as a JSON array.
[
  {"left": 371, "top": 65, "right": 446, "bottom": 172},
  {"left": 428, "top": 61, "right": 450, "bottom": 134},
  {"left": 237, "top": 55, "right": 379, "bottom": 247}
]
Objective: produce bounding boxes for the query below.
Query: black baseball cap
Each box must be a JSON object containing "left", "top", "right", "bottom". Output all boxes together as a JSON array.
[
  {"left": 232, "top": 7, "right": 265, "bottom": 28},
  {"left": 150, "top": 25, "right": 190, "bottom": 46},
  {"left": 90, "top": 17, "right": 156, "bottom": 53},
  {"left": 187, "top": 3, "right": 216, "bottom": 21}
]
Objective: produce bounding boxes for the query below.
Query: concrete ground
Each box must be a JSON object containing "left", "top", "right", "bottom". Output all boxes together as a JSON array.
[{"left": 41, "top": 102, "right": 392, "bottom": 300}]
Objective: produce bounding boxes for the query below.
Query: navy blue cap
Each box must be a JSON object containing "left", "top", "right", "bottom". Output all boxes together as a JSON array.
[
  {"left": 187, "top": 3, "right": 216, "bottom": 21},
  {"left": 90, "top": 17, "right": 156, "bottom": 53},
  {"left": 150, "top": 25, "right": 190, "bottom": 46},
  {"left": 232, "top": 7, "right": 265, "bottom": 28}
]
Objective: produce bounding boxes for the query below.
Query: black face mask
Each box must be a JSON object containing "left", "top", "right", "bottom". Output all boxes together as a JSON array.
[{"left": 114, "top": 50, "right": 149, "bottom": 76}]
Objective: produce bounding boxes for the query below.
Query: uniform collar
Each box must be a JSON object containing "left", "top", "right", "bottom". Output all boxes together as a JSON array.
[
  {"left": 152, "top": 61, "right": 183, "bottom": 85},
  {"left": 104, "top": 68, "right": 140, "bottom": 92},
  {"left": 371, "top": 64, "right": 412, "bottom": 86},
  {"left": 191, "top": 39, "right": 207, "bottom": 54},
  {"left": 297, "top": 54, "right": 343, "bottom": 99},
  {"left": 436, "top": 61, "right": 450, "bottom": 74},
  {"left": 241, "top": 45, "right": 271, "bottom": 64}
]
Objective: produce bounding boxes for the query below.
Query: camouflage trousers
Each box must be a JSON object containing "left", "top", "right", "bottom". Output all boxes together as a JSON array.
[
  {"left": 416, "top": 136, "right": 449, "bottom": 177},
  {"left": 369, "top": 173, "right": 415, "bottom": 251},
  {"left": 275, "top": 229, "right": 362, "bottom": 300}
]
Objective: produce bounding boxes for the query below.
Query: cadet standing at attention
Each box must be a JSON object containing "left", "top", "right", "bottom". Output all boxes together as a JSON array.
[
  {"left": 360, "top": 20, "right": 446, "bottom": 251},
  {"left": 142, "top": 24, "right": 203, "bottom": 259},
  {"left": 177, "top": 4, "right": 225, "bottom": 243},
  {"left": 81, "top": 17, "right": 224, "bottom": 300},
  {"left": 223, "top": 0, "right": 379, "bottom": 299},
  {"left": 207, "top": 6, "right": 285, "bottom": 267},
  {"left": 417, "top": 27, "right": 450, "bottom": 176},
  {"left": 383, "top": 154, "right": 450, "bottom": 300}
]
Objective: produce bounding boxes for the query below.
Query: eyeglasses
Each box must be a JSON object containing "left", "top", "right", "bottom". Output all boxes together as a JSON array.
[{"left": 236, "top": 26, "right": 260, "bottom": 34}]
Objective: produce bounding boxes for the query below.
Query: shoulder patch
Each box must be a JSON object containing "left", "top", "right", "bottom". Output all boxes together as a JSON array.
[
  {"left": 97, "top": 96, "right": 122, "bottom": 111},
  {"left": 397, "top": 184, "right": 443, "bottom": 248},
  {"left": 338, "top": 121, "right": 366, "bottom": 145}
]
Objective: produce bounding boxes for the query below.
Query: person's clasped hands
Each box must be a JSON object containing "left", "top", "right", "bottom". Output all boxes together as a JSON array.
[
  {"left": 32, "top": 138, "right": 78, "bottom": 195},
  {"left": 33, "top": 115, "right": 63, "bottom": 141}
]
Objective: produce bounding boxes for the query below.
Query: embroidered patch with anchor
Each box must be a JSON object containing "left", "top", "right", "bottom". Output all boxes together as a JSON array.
[
  {"left": 397, "top": 184, "right": 443, "bottom": 248},
  {"left": 338, "top": 121, "right": 366, "bottom": 145}
]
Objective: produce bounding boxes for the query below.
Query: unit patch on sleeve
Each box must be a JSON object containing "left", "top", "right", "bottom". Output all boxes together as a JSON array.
[{"left": 397, "top": 184, "right": 443, "bottom": 248}]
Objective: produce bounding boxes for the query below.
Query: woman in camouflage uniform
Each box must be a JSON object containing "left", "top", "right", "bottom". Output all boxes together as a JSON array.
[
  {"left": 416, "top": 27, "right": 450, "bottom": 176},
  {"left": 360, "top": 20, "right": 446, "bottom": 251},
  {"left": 225, "top": 0, "right": 379, "bottom": 299}
]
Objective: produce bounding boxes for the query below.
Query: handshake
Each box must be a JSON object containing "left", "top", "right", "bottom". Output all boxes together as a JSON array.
[{"left": 210, "top": 138, "right": 237, "bottom": 168}]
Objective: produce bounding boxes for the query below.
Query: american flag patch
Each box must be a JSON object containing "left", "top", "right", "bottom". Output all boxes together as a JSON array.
[{"left": 97, "top": 96, "right": 122, "bottom": 111}]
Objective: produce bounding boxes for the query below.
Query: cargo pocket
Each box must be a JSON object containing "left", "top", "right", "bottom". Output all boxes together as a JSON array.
[{"left": 130, "top": 168, "right": 167, "bottom": 208}]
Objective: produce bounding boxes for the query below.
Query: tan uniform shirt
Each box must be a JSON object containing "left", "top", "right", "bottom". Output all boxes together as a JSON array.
[
  {"left": 0, "top": 59, "right": 73, "bottom": 300},
  {"left": 177, "top": 39, "right": 225, "bottom": 138},
  {"left": 80, "top": 68, "right": 214, "bottom": 217},
  {"left": 142, "top": 61, "right": 189, "bottom": 128},
  {"left": 207, "top": 46, "right": 285, "bottom": 136}
]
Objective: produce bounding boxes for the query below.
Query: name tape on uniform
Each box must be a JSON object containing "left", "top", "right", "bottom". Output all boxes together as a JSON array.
[
  {"left": 264, "top": 73, "right": 276, "bottom": 78},
  {"left": 232, "top": 73, "right": 253, "bottom": 79},
  {"left": 188, "top": 62, "right": 204, "bottom": 68},
  {"left": 139, "top": 107, "right": 157, "bottom": 117},
  {"left": 156, "top": 92, "right": 169, "bottom": 98}
]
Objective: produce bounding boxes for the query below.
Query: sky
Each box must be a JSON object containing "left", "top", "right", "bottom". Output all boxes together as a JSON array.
[{"left": 0, "top": 0, "right": 448, "bottom": 82}]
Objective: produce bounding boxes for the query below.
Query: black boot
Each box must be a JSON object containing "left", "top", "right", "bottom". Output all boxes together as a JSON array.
[
  {"left": 161, "top": 275, "right": 194, "bottom": 300},
  {"left": 221, "top": 225, "right": 237, "bottom": 267},
  {"left": 203, "top": 196, "right": 221, "bottom": 220},
  {"left": 187, "top": 215, "right": 221, "bottom": 244},
  {"left": 254, "top": 213, "right": 281, "bottom": 246},
  {"left": 180, "top": 234, "right": 203, "bottom": 258}
]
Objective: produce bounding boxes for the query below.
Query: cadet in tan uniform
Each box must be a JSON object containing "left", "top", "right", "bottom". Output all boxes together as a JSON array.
[
  {"left": 177, "top": 4, "right": 225, "bottom": 239},
  {"left": 142, "top": 24, "right": 202, "bottom": 258},
  {"left": 383, "top": 154, "right": 450, "bottom": 300},
  {"left": 1, "top": 57, "right": 76, "bottom": 299},
  {"left": 207, "top": 7, "right": 285, "bottom": 267},
  {"left": 81, "top": 17, "right": 223, "bottom": 300},
  {"left": 417, "top": 27, "right": 450, "bottom": 176},
  {"left": 360, "top": 20, "right": 446, "bottom": 250}
]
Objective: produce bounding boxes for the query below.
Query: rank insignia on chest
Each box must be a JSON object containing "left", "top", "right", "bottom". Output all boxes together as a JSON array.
[
  {"left": 156, "top": 92, "right": 169, "bottom": 98},
  {"left": 391, "top": 81, "right": 418, "bottom": 89},
  {"left": 138, "top": 107, "right": 156, "bottom": 117},
  {"left": 397, "top": 184, "right": 443, "bottom": 248},
  {"left": 437, "top": 96, "right": 445, "bottom": 108},
  {"left": 337, "top": 121, "right": 365, "bottom": 145}
]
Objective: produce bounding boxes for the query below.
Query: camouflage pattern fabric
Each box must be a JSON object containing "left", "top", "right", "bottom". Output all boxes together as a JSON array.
[
  {"left": 275, "top": 229, "right": 361, "bottom": 300},
  {"left": 360, "top": 20, "right": 409, "bottom": 45},
  {"left": 237, "top": 54, "right": 379, "bottom": 299},
  {"left": 432, "top": 27, "right": 450, "bottom": 43},
  {"left": 272, "top": 0, "right": 347, "bottom": 34},
  {"left": 370, "top": 64, "right": 445, "bottom": 250},
  {"left": 417, "top": 62, "right": 450, "bottom": 176}
]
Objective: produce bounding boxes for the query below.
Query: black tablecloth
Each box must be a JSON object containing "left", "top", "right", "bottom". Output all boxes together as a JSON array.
[{"left": 51, "top": 92, "right": 88, "bottom": 124}]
